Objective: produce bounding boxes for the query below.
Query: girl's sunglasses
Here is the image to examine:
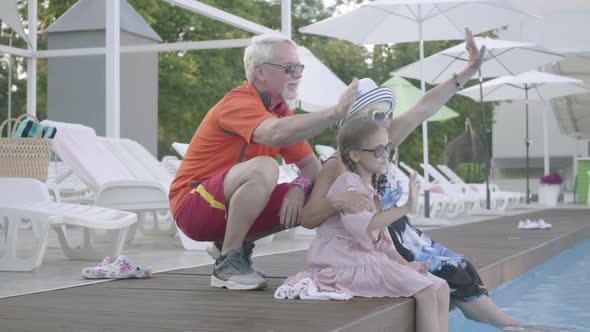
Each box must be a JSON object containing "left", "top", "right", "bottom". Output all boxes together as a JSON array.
[
  {"left": 361, "top": 142, "right": 393, "bottom": 158},
  {"left": 371, "top": 111, "right": 393, "bottom": 123}
]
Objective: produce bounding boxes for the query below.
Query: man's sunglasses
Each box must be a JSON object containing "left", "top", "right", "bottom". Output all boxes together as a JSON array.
[
  {"left": 371, "top": 111, "right": 393, "bottom": 123},
  {"left": 263, "top": 62, "right": 305, "bottom": 74},
  {"left": 361, "top": 142, "right": 393, "bottom": 158}
]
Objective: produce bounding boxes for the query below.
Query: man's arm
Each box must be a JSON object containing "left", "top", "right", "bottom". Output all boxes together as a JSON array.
[
  {"left": 294, "top": 153, "right": 322, "bottom": 182},
  {"left": 252, "top": 79, "right": 358, "bottom": 147}
]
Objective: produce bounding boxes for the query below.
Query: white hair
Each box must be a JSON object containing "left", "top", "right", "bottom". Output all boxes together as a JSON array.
[{"left": 243, "top": 34, "right": 298, "bottom": 82}]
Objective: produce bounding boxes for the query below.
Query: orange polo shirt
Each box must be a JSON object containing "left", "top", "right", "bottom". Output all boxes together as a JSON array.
[{"left": 169, "top": 81, "right": 312, "bottom": 216}]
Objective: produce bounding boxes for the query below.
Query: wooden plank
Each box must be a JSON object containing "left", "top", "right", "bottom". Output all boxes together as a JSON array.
[
  {"left": 167, "top": 250, "right": 308, "bottom": 277},
  {"left": 1, "top": 208, "right": 588, "bottom": 332}
]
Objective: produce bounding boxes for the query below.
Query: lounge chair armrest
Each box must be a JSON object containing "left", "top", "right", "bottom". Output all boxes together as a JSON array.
[
  {"left": 0, "top": 206, "right": 60, "bottom": 224},
  {"left": 57, "top": 212, "right": 137, "bottom": 229},
  {"left": 46, "top": 183, "right": 63, "bottom": 203},
  {"left": 94, "top": 180, "right": 170, "bottom": 211}
]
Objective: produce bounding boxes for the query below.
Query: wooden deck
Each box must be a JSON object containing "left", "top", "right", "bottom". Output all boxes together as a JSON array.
[{"left": 1, "top": 208, "right": 588, "bottom": 332}]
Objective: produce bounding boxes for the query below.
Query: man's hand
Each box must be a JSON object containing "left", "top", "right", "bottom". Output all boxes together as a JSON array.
[
  {"left": 279, "top": 186, "right": 306, "bottom": 229},
  {"left": 333, "top": 78, "right": 359, "bottom": 121},
  {"left": 331, "top": 190, "right": 371, "bottom": 214}
]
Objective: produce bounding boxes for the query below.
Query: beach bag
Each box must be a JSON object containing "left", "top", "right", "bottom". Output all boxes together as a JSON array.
[{"left": 0, "top": 114, "right": 53, "bottom": 182}]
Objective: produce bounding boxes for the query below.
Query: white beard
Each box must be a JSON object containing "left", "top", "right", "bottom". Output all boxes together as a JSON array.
[{"left": 282, "top": 83, "right": 299, "bottom": 100}]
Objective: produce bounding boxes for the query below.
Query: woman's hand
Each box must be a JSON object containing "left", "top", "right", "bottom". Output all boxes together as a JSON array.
[{"left": 463, "top": 27, "right": 486, "bottom": 78}]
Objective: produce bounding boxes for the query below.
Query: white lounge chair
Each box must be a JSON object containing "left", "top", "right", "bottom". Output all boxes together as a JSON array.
[
  {"left": 46, "top": 160, "right": 91, "bottom": 203},
  {"left": 99, "top": 137, "right": 215, "bottom": 250},
  {"left": 99, "top": 137, "right": 178, "bottom": 237},
  {"left": 100, "top": 138, "right": 173, "bottom": 188},
  {"left": 41, "top": 120, "right": 173, "bottom": 238},
  {"left": 315, "top": 144, "right": 336, "bottom": 162},
  {"left": 0, "top": 178, "right": 136, "bottom": 271},
  {"left": 436, "top": 164, "right": 525, "bottom": 208},
  {"left": 400, "top": 161, "right": 480, "bottom": 215},
  {"left": 421, "top": 163, "right": 508, "bottom": 210},
  {"left": 172, "top": 141, "right": 189, "bottom": 157},
  {"left": 391, "top": 163, "right": 463, "bottom": 218},
  {"left": 161, "top": 155, "right": 181, "bottom": 176}
]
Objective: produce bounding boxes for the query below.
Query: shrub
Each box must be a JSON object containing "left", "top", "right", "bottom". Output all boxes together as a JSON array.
[{"left": 454, "top": 163, "right": 485, "bottom": 183}]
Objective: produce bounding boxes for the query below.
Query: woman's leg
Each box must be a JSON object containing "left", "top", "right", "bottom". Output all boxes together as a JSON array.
[
  {"left": 454, "top": 295, "right": 521, "bottom": 328},
  {"left": 414, "top": 285, "right": 440, "bottom": 332},
  {"left": 437, "top": 282, "right": 450, "bottom": 332}
]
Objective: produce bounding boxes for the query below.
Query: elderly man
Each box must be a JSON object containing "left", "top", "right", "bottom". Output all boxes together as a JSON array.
[{"left": 169, "top": 34, "right": 358, "bottom": 290}]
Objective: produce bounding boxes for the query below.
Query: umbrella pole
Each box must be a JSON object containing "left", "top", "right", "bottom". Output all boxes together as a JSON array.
[
  {"left": 478, "top": 69, "right": 491, "bottom": 209},
  {"left": 542, "top": 100, "right": 550, "bottom": 175},
  {"left": 418, "top": 11, "right": 430, "bottom": 218},
  {"left": 525, "top": 86, "right": 530, "bottom": 204},
  {"left": 8, "top": 33, "right": 13, "bottom": 133}
]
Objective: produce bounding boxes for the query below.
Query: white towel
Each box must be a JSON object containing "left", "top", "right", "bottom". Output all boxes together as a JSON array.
[{"left": 274, "top": 277, "right": 353, "bottom": 300}]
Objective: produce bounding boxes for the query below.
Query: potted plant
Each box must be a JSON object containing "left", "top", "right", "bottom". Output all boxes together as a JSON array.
[{"left": 538, "top": 172, "right": 563, "bottom": 206}]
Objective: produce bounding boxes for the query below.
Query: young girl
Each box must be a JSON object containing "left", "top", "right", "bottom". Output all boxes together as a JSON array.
[
  {"left": 281, "top": 117, "right": 449, "bottom": 332},
  {"left": 302, "top": 81, "right": 568, "bottom": 331}
]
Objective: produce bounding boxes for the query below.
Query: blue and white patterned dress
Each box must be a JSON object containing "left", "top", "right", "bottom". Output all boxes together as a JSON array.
[{"left": 377, "top": 163, "right": 488, "bottom": 301}]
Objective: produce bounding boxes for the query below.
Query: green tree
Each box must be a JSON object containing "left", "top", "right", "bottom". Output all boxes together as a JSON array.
[{"left": 3, "top": 0, "right": 495, "bottom": 169}]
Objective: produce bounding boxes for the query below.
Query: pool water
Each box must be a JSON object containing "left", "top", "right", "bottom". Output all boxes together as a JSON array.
[{"left": 449, "top": 240, "right": 590, "bottom": 332}]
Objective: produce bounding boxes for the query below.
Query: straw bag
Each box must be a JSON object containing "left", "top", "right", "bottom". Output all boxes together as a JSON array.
[{"left": 0, "top": 114, "right": 52, "bottom": 182}]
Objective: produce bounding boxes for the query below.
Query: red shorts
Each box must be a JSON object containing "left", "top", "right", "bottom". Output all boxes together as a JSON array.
[{"left": 174, "top": 168, "right": 290, "bottom": 242}]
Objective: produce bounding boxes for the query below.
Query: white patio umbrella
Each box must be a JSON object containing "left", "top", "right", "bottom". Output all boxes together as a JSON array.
[
  {"left": 502, "top": 0, "right": 590, "bottom": 53},
  {"left": 458, "top": 70, "right": 588, "bottom": 203},
  {"left": 293, "top": 46, "right": 347, "bottom": 112},
  {"left": 300, "top": 0, "right": 535, "bottom": 216},
  {"left": 393, "top": 38, "right": 564, "bottom": 84},
  {"left": 0, "top": 0, "right": 29, "bottom": 43},
  {"left": 393, "top": 37, "right": 565, "bottom": 208}
]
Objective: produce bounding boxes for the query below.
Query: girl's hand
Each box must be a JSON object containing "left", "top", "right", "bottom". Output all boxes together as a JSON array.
[
  {"left": 407, "top": 172, "right": 419, "bottom": 214},
  {"left": 408, "top": 261, "right": 430, "bottom": 274}
]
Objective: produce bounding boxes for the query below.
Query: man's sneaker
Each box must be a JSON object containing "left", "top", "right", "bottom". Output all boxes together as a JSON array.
[
  {"left": 210, "top": 248, "right": 266, "bottom": 290},
  {"left": 207, "top": 240, "right": 266, "bottom": 277}
]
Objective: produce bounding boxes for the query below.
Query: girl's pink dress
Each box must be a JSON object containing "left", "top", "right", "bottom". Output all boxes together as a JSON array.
[{"left": 285, "top": 172, "right": 445, "bottom": 298}]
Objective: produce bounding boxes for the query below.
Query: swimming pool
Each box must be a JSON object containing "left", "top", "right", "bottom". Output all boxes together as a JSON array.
[{"left": 449, "top": 239, "right": 590, "bottom": 332}]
